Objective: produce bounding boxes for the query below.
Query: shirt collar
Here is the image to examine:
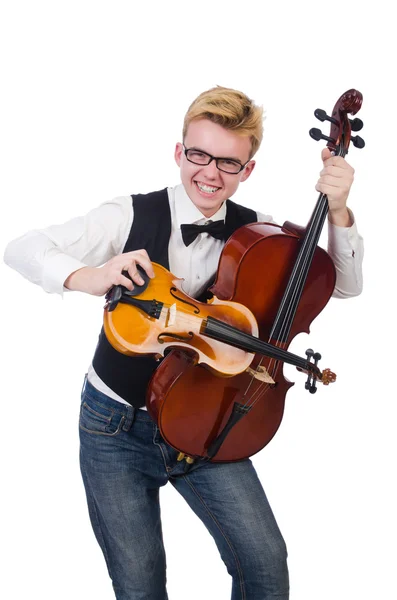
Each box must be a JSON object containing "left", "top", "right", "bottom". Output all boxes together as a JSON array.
[{"left": 174, "top": 183, "right": 227, "bottom": 226}]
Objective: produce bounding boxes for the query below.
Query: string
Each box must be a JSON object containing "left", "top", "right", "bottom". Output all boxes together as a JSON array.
[
  {"left": 116, "top": 143, "right": 346, "bottom": 410},
  {"left": 117, "top": 299, "right": 312, "bottom": 372},
  {"left": 276, "top": 144, "right": 346, "bottom": 345},
  {"left": 239, "top": 143, "right": 346, "bottom": 409}
]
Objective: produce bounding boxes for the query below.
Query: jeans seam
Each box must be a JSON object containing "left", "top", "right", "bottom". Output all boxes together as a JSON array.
[
  {"left": 79, "top": 415, "right": 126, "bottom": 437},
  {"left": 182, "top": 474, "right": 246, "bottom": 600},
  {"left": 84, "top": 392, "right": 127, "bottom": 416},
  {"left": 80, "top": 462, "right": 114, "bottom": 582},
  {"left": 152, "top": 425, "right": 172, "bottom": 472},
  {"left": 82, "top": 401, "right": 112, "bottom": 423}
]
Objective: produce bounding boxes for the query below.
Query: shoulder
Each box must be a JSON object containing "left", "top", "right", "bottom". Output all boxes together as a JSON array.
[
  {"left": 91, "top": 195, "right": 133, "bottom": 219},
  {"left": 226, "top": 198, "right": 257, "bottom": 223},
  {"left": 131, "top": 188, "right": 169, "bottom": 204},
  {"left": 227, "top": 200, "right": 273, "bottom": 223}
]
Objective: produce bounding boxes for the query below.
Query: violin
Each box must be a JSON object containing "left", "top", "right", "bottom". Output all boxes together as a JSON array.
[
  {"left": 104, "top": 262, "right": 336, "bottom": 382},
  {"left": 104, "top": 89, "right": 364, "bottom": 463}
]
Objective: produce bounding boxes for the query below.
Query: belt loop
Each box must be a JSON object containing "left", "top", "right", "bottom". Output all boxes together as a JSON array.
[
  {"left": 122, "top": 405, "right": 136, "bottom": 432},
  {"left": 81, "top": 373, "right": 88, "bottom": 399}
]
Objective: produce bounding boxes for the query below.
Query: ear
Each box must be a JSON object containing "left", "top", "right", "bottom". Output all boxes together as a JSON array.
[
  {"left": 174, "top": 142, "right": 183, "bottom": 167},
  {"left": 239, "top": 160, "right": 256, "bottom": 182}
]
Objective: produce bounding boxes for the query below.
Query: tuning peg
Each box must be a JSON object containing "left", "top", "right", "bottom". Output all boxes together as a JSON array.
[
  {"left": 351, "top": 135, "right": 365, "bottom": 149},
  {"left": 304, "top": 348, "right": 321, "bottom": 393},
  {"left": 304, "top": 375, "right": 318, "bottom": 394},
  {"left": 309, "top": 128, "right": 336, "bottom": 144},
  {"left": 314, "top": 108, "right": 339, "bottom": 125},
  {"left": 349, "top": 117, "right": 363, "bottom": 131}
]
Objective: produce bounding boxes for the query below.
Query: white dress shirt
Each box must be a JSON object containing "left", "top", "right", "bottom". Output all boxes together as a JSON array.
[{"left": 4, "top": 183, "right": 364, "bottom": 406}]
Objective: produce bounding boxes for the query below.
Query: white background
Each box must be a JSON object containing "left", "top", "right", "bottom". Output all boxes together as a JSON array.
[{"left": 1, "top": 1, "right": 396, "bottom": 599}]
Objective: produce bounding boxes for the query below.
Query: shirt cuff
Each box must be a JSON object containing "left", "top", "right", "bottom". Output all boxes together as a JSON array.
[{"left": 42, "top": 252, "right": 88, "bottom": 296}]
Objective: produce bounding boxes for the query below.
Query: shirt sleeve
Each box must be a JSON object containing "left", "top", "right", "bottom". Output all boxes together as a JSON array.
[
  {"left": 327, "top": 214, "right": 364, "bottom": 298},
  {"left": 256, "top": 210, "right": 274, "bottom": 223},
  {"left": 3, "top": 196, "right": 133, "bottom": 296}
]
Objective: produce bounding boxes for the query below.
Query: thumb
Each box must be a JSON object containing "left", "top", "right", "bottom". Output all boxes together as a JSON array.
[{"left": 321, "top": 147, "right": 333, "bottom": 163}]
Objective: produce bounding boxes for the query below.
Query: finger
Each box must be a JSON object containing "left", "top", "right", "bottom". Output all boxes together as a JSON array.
[
  {"left": 316, "top": 182, "right": 349, "bottom": 200},
  {"left": 123, "top": 250, "right": 155, "bottom": 278},
  {"left": 323, "top": 155, "right": 351, "bottom": 169},
  {"left": 321, "top": 148, "right": 333, "bottom": 163},
  {"left": 117, "top": 272, "right": 134, "bottom": 290},
  {"left": 315, "top": 182, "right": 342, "bottom": 196},
  {"left": 134, "top": 249, "right": 150, "bottom": 259},
  {"left": 320, "top": 166, "right": 347, "bottom": 178},
  {"left": 125, "top": 248, "right": 151, "bottom": 262},
  {"left": 318, "top": 175, "right": 349, "bottom": 187},
  {"left": 126, "top": 264, "right": 145, "bottom": 286},
  {"left": 134, "top": 256, "right": 155, "bottom": 279}
]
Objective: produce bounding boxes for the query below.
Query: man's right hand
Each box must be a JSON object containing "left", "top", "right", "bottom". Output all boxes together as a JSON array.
[{"left": 64, "top": 249, "right": 155, "bottom": 296}]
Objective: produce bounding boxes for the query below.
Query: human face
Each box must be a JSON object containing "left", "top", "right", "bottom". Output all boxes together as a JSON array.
[{"left": 174, "top": 119, "right": 256, "bottom": 217}]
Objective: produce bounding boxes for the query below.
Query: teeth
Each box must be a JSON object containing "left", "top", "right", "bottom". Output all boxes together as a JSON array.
[{"left": 197, "top": 182, "right": 219, "bottom": 193}]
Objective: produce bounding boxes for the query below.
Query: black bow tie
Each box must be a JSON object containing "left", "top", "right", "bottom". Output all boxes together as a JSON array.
[{"left": 180, "top": 220, "right": 225, "bottom": 247}]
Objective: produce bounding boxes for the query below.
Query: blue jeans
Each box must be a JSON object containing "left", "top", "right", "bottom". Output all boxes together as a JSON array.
[{"left": 79, "top": 378, "right": 289, "bottom": 600}]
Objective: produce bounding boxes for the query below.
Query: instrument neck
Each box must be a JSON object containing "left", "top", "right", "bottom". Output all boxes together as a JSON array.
[
  {"left": 202, "top": 317, "right": 318, "bottom": 376},
  {"left": 270, "top": 148, "right": 346, "bottom": 343}
]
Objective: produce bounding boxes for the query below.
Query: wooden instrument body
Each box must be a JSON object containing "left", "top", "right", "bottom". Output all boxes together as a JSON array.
[
  {"left": 104, "top": 263, "right": 258, "bottom": 376},
  {"left": 146, "top": 222, "right": 336, "bottom": 461},
  {"left": 104, "top": 89, "right": 364, "bottom": 462}
]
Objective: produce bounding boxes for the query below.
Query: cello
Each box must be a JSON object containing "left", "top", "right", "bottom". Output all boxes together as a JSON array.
[{"left": 104, "top": 89, "right": 364, "bottom": 463}]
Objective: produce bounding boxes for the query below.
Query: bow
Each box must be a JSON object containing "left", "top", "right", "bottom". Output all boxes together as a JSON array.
[{"left": 180, "top": 220, "right": 225, "bottom": 246}]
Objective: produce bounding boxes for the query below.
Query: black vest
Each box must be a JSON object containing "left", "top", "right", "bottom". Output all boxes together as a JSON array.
[{"left": 92, "top": 188, "right": 257, "bottom": 407}]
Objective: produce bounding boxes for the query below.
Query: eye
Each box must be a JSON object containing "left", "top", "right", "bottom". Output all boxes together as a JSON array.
[
  {"left": 219, "top": 159, "right": 241, "bottom": 169},
  {"left": 186, "top": 149, "right": 211, "bottom": 164},
  {"left": 189, "top": 150, "right": 208, "bottom": 160}
]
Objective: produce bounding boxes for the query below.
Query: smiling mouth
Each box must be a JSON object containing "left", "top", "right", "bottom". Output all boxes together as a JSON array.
[{"left": 195, "top": 181, "right": 221, "bottom": 194}]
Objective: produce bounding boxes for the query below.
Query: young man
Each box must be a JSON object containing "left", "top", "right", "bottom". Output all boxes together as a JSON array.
[{"left": 4, "top": 86, "right": 363, "bottom": 600}]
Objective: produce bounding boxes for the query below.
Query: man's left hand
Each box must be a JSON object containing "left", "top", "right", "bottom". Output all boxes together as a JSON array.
[{"left": 315, "top": 148, "right": 354, "bottom": 227}]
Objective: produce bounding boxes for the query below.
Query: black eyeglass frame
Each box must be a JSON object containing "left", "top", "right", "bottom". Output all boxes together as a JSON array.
[{"left": 183, "top": 145, "right": 250, "bottom": 174}]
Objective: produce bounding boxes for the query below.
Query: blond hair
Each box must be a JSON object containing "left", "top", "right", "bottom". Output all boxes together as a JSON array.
[{"left": 183, "top": 86, "right": 264, "bottom": 159}]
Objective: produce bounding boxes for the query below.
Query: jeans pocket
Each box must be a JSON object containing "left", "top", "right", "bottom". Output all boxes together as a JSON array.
[{"left": 79, "top": 398, "right": 125, "bottom": 436}]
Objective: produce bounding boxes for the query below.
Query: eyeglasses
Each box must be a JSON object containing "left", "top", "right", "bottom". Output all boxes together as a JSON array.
[{"left": 183, "top": 146, "right": 249, "bottom": 174}]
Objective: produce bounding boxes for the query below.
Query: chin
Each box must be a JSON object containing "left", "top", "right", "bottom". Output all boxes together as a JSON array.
[
  {"left": 191, "top": 185, "right": 225, "bottom": 210},
  {"left": 194, "top": 195, "right": 224, "bottom": 216}
]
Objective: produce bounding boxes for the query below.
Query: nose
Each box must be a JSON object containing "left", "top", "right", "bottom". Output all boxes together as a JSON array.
[{"left": 201, "top": 158, "right": 220, "bottom": 179}]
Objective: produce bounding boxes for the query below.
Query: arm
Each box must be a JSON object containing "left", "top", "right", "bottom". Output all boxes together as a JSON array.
[
  {"left": 316, "top": 148, "right": 364, "bottom": 298},
  {"left": 3, "top": 196, "right": 154, "bottom": 296},
  {"left": 257, "top": 148, "right": 363, "bottom": 299}
]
